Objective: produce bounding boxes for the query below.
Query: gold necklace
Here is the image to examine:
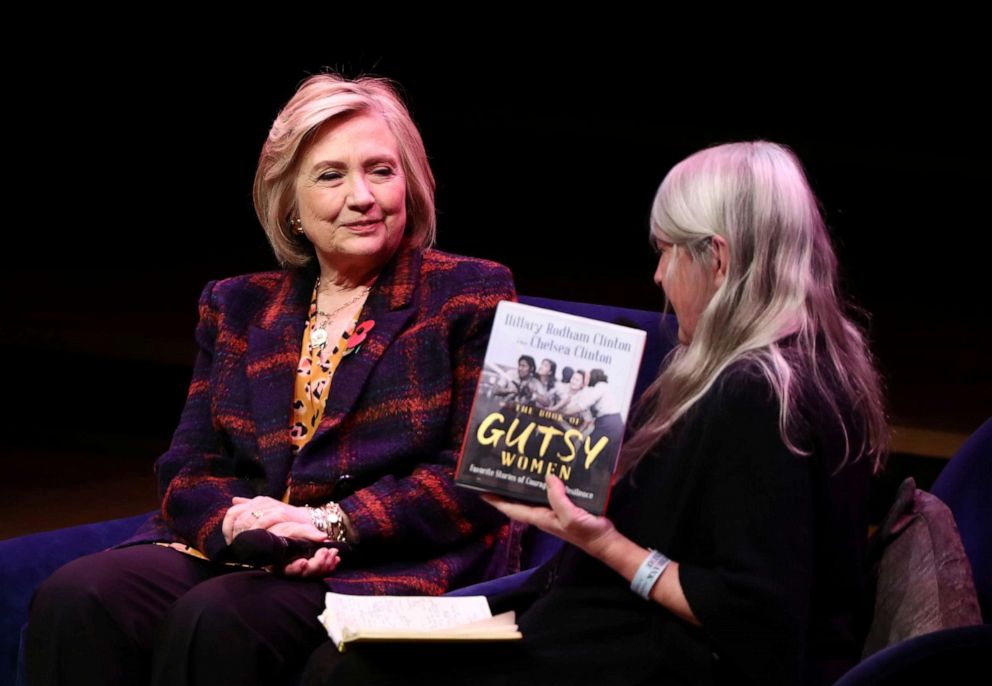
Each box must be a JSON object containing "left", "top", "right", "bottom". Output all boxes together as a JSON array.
[{"left": 309, "top": 279, "right": 370, "bottom": 352}]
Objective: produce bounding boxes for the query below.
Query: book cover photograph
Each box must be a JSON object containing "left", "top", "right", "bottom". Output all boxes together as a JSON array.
[{"left": 456, "top": 301, "right": 647, "bottom": 515}]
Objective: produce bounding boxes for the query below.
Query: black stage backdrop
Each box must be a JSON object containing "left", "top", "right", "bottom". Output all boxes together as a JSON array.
[{"left": 2, "top": 46, "right": 987, "bottom": 507}]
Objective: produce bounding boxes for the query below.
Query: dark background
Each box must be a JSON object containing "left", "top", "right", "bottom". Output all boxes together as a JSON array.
[{"left": 2, "top": 46, "right": 988, "bottom": 534}]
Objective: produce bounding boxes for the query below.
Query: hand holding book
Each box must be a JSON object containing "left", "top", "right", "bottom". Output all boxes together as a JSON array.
[
  {"left": 482, "top": 473, "right": 619, "bottom": 561},
  {"left": 455, "top": 301, "right": 647, "bottom": 514},
  {"left": 485, "top": 473, "right": 698, "bottom": 625}
]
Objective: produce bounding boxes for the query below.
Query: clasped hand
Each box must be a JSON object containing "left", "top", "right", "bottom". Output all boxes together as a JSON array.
[{"left": 221, "top": 496, "right": 339, "bottom": 577}]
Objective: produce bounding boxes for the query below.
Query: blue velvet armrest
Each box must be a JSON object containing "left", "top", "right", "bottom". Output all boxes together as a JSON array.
[
  {"left": 833, "top": 624, "right": 992, "bottom": 685},
  {"left": 0, "top": 512, "right": 152, "bottom": 685},
  {"left": 446, "top": 567, "right": 544, "bottom": 598},
  {"left": 446, "top": 527, "right": 565, "bottom": 599},
  {"left": 932, "top": 417, "right": 992, "bottom": 622}
]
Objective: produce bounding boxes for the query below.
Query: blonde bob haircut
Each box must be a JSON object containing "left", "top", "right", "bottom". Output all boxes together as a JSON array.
[{"left": 253, "top": 73, "right": 437, "bottom": 268}]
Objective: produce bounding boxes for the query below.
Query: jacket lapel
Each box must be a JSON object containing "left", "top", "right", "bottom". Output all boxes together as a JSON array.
[
  {"left": 307, "top": 242, "right": 421, "bottom": 445},
  {"left": 244, "top": 270, "right": 313, "bottom": 493}
]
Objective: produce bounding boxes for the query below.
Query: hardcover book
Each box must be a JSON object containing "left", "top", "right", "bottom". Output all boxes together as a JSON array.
[{"left": 456, "top": 301, "right": 646, "bottom": 514}]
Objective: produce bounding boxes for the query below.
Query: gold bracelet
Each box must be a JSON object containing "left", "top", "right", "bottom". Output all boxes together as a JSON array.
[{"left": 308, "top": 501, "right": 349, "bottom": 543}]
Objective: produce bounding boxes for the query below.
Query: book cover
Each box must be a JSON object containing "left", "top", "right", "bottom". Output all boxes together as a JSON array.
[
  {"left": 456, "top": 301, "right": 647, "bottom": 515},
  {"left": 318, "top": 593, "right": 521, "bottom": 652}
]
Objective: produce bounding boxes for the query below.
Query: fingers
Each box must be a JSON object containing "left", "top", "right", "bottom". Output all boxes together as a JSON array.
[
  {"left": 544, "top": 474, "right": 581, "bottom": 521},
  {"left": 252, "top": 511, "right": 294, "bottom": 532},
  {"left": 226, "top": 498, "right": 309, "bottom": 538},
  {"left": 483, "top": 496, "right": 521, "bottom": 521},
  {"left": 281, "top": 547, "right": 340, "bottom": 578},
  {"left": 282, "top": 558, "right": 307, "bottom": 576},
  {"left": 229, "top": 495, "right": 271, "bottom": 511},
  {"left": 305, "top": 547, "right": 339, "bottom": 576},
  {"left": 223, "top": 498, "right": 267, "bottom": 543},
  {"left": 482, "top": 495, "right": 566, "bottom": 540},
  {"left": 481, "top": 478, "right": 576, "bottom": 529},
  {"left": 268, "top": 521, "right": 327, "bottom": 541},
  {"left": 225, "top": 501, "right": 261, "bottom": 536},
  {"left": 231, "top": 510, "right": 265, "bottom": 537},
  {"left": 222, "top": 511, "right": 237, "bottom": 545}
]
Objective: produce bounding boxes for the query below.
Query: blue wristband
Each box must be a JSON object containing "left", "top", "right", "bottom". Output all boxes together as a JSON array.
[{"left": 631, "top": 549, "right": 671, "bottom": 600}]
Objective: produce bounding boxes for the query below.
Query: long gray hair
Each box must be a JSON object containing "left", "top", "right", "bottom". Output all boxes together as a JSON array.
[{"left": 620, "top": 142, "right": 888, "bottom": 474}]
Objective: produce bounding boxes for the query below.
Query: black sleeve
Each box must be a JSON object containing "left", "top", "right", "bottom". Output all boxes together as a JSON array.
[{"left": 677, "top": 373, "right": 814, "bottom": 686}]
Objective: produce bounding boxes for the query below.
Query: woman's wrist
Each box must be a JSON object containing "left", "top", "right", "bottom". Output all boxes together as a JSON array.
[
  {"left": 631, "top": 549, "right": 672, "bottom": 599},
  {"left": 306, "top": 501, "right": 354, "bottom": 543},
  {"left": 339, "top": 509, "right": 358, "bottom": 543},
  {"left": 583, "top": 523, "right": 622, "bottom": 561}
]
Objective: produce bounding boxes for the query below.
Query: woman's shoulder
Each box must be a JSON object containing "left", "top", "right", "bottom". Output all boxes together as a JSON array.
[
  {"left": 705, "top": 352, "right": 866, "bottom": 470},
  {"left": 685, "top": 358, "right": 796, "bottom": 447},
  {"left": 208, "top": 269, "right": 298, "bottom": 293},
  {"left": 411, "top": 249, "right": 516, "bottom": 312},
  {"left": 419, "top": 249, "right": 514, "bottom": 284},
  {"left": 196, "top": 269, "right": 307, "bottom": 313},
  {"left": 704, "top": 354, "right": 837, "bottom": 428},
  {"left": 706, "top": 357, "right": 778, "bottom": 411}
]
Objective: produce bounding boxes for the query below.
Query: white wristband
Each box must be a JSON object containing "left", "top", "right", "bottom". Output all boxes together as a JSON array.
[{"left": 631, "top": 549, "right": 671, "bottom": 600}]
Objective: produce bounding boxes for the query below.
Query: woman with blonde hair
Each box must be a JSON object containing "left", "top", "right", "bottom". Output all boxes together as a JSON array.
[
  {"left": 26, "top": 73, "right": 519, "bottom": 686},
  {"left": 307, "top": 141, "right": 888, "bottom": 685}
]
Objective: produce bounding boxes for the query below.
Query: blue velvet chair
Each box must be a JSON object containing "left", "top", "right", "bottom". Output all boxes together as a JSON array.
[
  {"left": 834, "top": 416, "right": 992, "bottom": 685},
  {"left": 832, "top": 624, "right": 992, "bottom": 685},
  {"left": 1, "top": 513, "right": 153, "bottom": 685},
  {"left": 931, "top": 416, "right": 992, "bottom": 622},
  {"left": 0, "top": 296, "right": 676, "bottom": 686}
]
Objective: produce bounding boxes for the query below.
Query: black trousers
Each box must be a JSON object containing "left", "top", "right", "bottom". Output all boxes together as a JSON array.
[
  {"left": 301, "top": 641, "right": 533, "bottom": 686},
  {"left": 25, "top": 544, "right": 329, "bottom": 686}
]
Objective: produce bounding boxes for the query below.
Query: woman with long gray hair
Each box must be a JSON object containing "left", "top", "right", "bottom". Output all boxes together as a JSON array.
[{"left": 307, "top": 141, "right": 888, "bottom": 686}]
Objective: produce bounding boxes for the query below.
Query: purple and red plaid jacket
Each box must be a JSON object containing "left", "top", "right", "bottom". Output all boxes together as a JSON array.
[{"left": 124, "top": 243, "right": 522, "bottom": 594}]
